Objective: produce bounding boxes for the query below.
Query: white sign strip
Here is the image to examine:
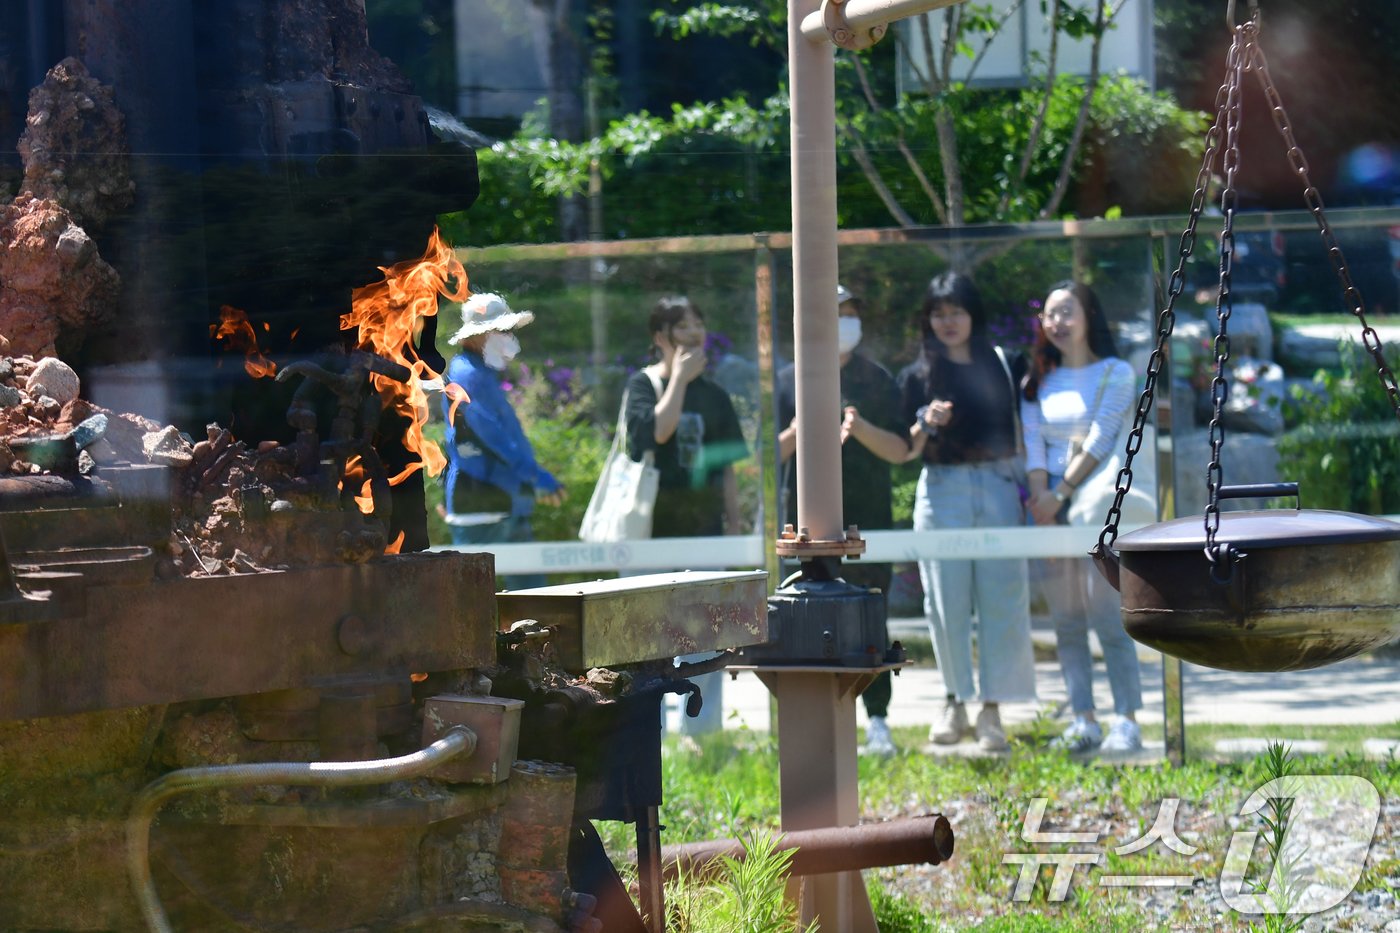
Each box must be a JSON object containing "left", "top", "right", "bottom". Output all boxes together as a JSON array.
[
  {"left": 429, "top": 523, "right": 1155, "bottom": 575},
  {"left": 432, "top": 535, "right": 768, "bottom": 574}
]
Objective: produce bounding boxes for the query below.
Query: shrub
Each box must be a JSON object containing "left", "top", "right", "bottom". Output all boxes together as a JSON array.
[{"left": 1277, "top": 339, "right": 1400, "bottom": 514}]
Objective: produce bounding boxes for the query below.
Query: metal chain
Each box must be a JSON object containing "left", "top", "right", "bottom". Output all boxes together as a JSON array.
[
  {"left": 1094, "top": 25, "right": 1245, "bottom": 557},
  {"left": 1244, "top": 34, "right": 1400, "bottom": 422},
  {"left": 1098, "top": 11, "right": 1398, "bottom": 580},
  {"left": 1202, "top": 22, "right": 1249, "bottom": 579}
]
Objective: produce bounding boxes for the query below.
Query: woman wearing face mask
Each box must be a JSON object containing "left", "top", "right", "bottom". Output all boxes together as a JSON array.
[
  {"left": 898, "top": 271, "right": 1037, "bottom": 753},
  {"left": 442, "top": 292, "right": 563, "bottom": 589},
  {"left": 625, "top": 295, "right": 747, "bottom": 539},
  {"left": 1022, "top": 280, "right": 1142, "bottom": 753}
]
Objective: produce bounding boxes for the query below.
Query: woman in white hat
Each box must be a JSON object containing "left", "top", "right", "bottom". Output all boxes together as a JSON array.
[{"left": 441, "top": 292, "right": 563, "bottom": 588}]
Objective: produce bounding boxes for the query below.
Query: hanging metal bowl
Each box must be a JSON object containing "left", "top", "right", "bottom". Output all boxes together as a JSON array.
[{"left": 1094, "top": 484, "right": 1400, "bottom": 672}]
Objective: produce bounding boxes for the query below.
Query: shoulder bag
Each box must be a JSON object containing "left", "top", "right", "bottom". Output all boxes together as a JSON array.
[{"left": 578, "top": 369, "right": 663, "bottom": 543}]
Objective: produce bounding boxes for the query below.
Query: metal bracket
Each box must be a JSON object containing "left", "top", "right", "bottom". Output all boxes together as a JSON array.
[
  {"left": 821, "top": 0, "right": 887, "bottom": 51},
  {"left": 774, "top": 523, "right": 868, "bottom": 559}
]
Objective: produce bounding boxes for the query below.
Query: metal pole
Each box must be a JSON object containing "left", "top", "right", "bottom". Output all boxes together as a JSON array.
[
  {"left": 789, "top": 0, "right": 843, "bottom": 544},
  {"left": 636, "top": 805, "right": 665, "bottom": 933},
  {"left": 1153, "top": 230, "right": 1187, "bottom": 766},
  {"left": 757, "top": 668, "right": 879, "bottom": 932},
  {"left": 755, "top": 237, "right": 783, "bottom": 592},
  {"left": 587, "top": 77, "right": 608, "bottom": 387}
]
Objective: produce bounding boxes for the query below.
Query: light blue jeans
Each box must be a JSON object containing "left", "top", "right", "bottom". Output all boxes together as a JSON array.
[
  {"left": 915, "top": 458, "right": 1037, "bottom": 704},
  {"left": 1045, "top": 474, "right": 1143, "bottom": 717}
]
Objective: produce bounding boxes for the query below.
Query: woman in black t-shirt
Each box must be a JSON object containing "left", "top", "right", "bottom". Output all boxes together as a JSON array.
[
  {"left": 624, "top": 296, "right": 747, "bottom": 539},
  {"left": 623, "top": 295, "right": 747, "bottom": 738},
  {"left": 898, "top": 272, "right": 1037, "bottom": 753}
]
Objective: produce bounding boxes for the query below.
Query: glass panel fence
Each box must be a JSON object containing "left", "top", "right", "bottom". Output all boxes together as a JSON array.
[{"left": 448, "top": 206, "right": 1400, "bottom": 586}]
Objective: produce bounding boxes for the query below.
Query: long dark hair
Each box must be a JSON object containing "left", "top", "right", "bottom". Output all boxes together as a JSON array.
[
  {"left": 1023, "top": 281, "right": 1118, "bottom": 402},
  {"left": 915, "top": 271, "right": 996, "bottom": 389}
]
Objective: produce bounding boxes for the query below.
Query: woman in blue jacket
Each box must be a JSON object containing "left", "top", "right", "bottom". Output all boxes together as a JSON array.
[{"left": 442, "top": 293, "right": 563, "bottom": 588}]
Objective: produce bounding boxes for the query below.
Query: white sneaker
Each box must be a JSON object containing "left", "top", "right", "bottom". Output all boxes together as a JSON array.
[
  {"left": 975, "top": 705, "right": 1009, "bottom": 752},
  {"left": 1052, "top": 716, "right": 1103, "bottom": 752},
  {"left": 1101, "top": 718, "right": 1142, "bottom": 752},
  {"left": 929, "top": 700, "right": 969, "bottom": 745},
  {"left": 862, "top": 716, "right": 896, "bottom": 757}
]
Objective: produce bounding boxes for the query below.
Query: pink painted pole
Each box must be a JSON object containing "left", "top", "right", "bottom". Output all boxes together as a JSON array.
[{"left": 789, "top": 0, "right": 844, "bottom": 544}]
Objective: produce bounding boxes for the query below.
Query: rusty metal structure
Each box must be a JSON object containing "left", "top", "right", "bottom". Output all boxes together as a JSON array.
[
  {"left": 0, "top": 3, "right": 969, "bottom": 930},
  {"left": 0, "top": 3, "right": 775, "bottom": 931}
]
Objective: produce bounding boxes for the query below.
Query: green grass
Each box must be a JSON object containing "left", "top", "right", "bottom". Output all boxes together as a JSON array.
[
  {"left": 1136, "top": 720, "right": 1400, "bottom": 760},
  {"left": 599, "top": 725, "right": 1400, "bottom": 931}
]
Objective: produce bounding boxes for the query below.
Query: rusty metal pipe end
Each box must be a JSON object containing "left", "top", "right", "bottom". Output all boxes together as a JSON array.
[{"left": 660, "top": 814, "right": 954, "bottom": 882}]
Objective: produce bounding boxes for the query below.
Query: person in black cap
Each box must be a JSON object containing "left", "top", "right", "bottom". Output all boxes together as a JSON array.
[{"left": 776, "top": 283, "right": 911, "bottom": 756}]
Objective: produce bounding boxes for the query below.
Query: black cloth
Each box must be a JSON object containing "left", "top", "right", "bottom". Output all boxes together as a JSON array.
[
  {"left": 776, "top": 352, "right": 905, "bottom": 530},
  {"left": 624, "top": 369, "right": 746, "bottom": 538},
  {"left": 897, "top": 342, "right": 1026, "bottom": 466}
]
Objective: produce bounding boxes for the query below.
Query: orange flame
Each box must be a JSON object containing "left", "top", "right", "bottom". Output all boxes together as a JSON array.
[
  {"left": 444, "top": 382, "right": 470, "bottom": 427},
  {"left": 385, "top": 531, "right": 406, "bottom": 555},
  {"left": 339, "top": 226, "right": 468, "bottom": 484},
  {"left": 342, "top": 455, "right": 375, "bottom": 516},
  {"left": 210, "top": 305, "right": 277, "bottom": 378}
]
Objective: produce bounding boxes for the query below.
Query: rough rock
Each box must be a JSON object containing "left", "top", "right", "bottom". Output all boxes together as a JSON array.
[
  {"left": 17, "top": 58, "right": 134, "bottom": 231},
  {"left": 24, "top": 356, "right": 80, "bottom": 404},
  {"left": 99, "top": 411, "right": 160, "bottom": 463},
  {"left": 1172, "top": 429, "right": 1281, "bottom": 514},
  {"left": 0, "top": 385, "right": 19, "bottom": 408},
  {"left": 1206, "top": 301, "right": 1273, "bottom": 360},
  {"left": 0, "top": 195, "right": 120, "bottom": 358},
  {"left": 142, "top": 424, "right": 194, "bottom": 468}
]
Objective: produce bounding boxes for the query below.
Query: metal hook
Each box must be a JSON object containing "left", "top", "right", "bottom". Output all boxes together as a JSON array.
[{"left": 1226, "top": 0, "right": 1259, "bottom": 30}]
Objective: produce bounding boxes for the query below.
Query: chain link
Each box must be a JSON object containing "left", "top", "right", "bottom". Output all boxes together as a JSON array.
[
  {"left": 1202, "top": 23, "right": 1248, "bottom": 579},
  {"left": 1094, "top": 25, "right": 1244, "bottom": 558}
]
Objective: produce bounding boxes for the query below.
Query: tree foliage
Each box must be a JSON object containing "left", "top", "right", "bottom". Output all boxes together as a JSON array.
[{"left": 443, "top": 0, "right": 1207, "bottom": 247}]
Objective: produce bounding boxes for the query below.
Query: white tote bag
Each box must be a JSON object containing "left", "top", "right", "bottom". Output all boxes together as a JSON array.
[
  {"left": 1067, "top": 405, "right": 1158, "bottom": 528},
  {"left": 578, "top": 372, "right": 662, "bottom": 543}
]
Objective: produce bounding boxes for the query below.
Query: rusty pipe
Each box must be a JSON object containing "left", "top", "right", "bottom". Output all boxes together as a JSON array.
[
  {"left": 798, "top": 0, "right": 969, "bottom": 44},
  {"left": 127, "top": 726, "right": 478, "bottom": 933},
  {"left": 660, "top": 813, "right": 954, "bottom": 882}
]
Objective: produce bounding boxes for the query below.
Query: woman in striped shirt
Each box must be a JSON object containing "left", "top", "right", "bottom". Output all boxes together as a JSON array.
[{"left": 1022, "top": 282, "right": 1144, "bottom": 753}]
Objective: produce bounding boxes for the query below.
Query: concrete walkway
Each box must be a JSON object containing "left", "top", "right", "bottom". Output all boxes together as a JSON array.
[{"left": 664, "top": 618, "right": 1400, "bottom": 760}]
